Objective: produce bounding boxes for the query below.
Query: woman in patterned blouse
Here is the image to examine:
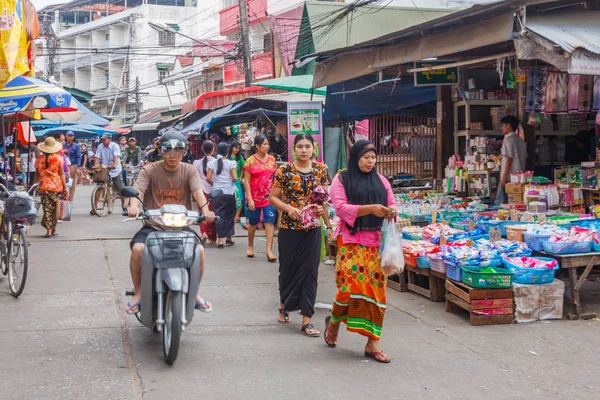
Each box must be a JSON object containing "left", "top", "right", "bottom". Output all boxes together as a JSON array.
[{"left": 269, "top": 134, "right": 332, "bottom": 337}]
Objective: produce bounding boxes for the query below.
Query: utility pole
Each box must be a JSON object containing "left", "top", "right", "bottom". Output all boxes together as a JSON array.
[
  {"left": 237, "top": 0, "right": 252, "bottom": 87},
  {"left": 134, "top": 77, "right": 140, "bottom": 123}
]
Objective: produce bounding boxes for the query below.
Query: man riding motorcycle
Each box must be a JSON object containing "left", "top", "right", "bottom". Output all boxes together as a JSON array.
[{"left": 125, "top": 131, "right": 215, "bottom": 313}]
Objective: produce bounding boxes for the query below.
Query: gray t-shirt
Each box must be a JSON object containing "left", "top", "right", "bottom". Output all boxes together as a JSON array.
[{"left": 501, "top": 132, "right": 527, "bottom": 177}]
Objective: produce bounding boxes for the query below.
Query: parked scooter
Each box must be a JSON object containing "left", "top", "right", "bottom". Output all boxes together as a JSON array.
[{"left": 121, "top": 186, "right": 221, "bottom": 365}]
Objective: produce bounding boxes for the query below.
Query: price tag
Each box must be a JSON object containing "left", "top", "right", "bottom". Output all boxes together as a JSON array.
[
  {"left": 432, "top": 209, "right": 438, "bottom": 224},
  {"left": 489, "top": 227, "right": 501, "bottom": 242},
  {"left": 440, "top": 235, "right": 448, "bottom": 246},
  {"left": 442, "top": 220, "right": 450, "bottom": 226},
  {"left": 510, "top": 209, "right": 519, "bottom": 221},
  {"left": 537, "top": 213, "right": 547, "bottom": 224},
  {"left": 523, "top": 214, "right": 535, "bottom": 222},
  {"left": 467, "top": 219, "right": 476, "bottom": 231}
]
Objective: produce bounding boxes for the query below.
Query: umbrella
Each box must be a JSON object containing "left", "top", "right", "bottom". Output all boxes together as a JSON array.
[
  {"left": 32, "top": 97, "right": 108, "bottom": 126},
  {"left": 0, "top": 76, "right": 75, "bottom": 115},
  {"left": 34, "top": 124, "right": 115, "bottom": 139}
]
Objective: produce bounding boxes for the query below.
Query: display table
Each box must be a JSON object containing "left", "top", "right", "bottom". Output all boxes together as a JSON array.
[
  {"left": 445, "top": 279, "right": 514, "bottom": 326},
  {"left": 540, "top": 251, "right": 600, "bottom": 319},
  {"left": 404, "top": 266, "right": 445, "bottom": 302}
]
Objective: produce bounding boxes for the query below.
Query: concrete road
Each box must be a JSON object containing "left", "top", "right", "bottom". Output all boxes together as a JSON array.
[{"left": 1, "top": 185, "right": 600, "bottom": 400}]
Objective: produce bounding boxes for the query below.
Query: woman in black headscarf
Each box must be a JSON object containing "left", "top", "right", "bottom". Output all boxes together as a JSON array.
[{"left": 325, "top": 140, "right": 397, "bottom": 363}]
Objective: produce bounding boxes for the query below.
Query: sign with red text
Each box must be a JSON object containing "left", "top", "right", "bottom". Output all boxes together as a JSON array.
[{"left": 568, "top": 50, "right": 600, "bottom": 75}]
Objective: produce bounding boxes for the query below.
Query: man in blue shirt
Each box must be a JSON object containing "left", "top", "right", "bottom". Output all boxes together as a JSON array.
[
  {"left": 63, "top": 131, "right": 81, "bottom": 201},
  {"left": 94, "top": 133, "right": 127, "bottom": 215}
]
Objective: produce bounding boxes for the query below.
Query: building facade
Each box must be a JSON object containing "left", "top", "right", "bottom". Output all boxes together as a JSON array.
[{"left": 41, "top": 1, "right": 220, "bottom": 123}]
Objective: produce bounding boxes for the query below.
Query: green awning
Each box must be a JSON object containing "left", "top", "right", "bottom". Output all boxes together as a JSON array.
[
  {"left": 167, "top": 24, "right": 180, "bottom": 31},
  {"left": 253, "top": 75, "right": 326, "bottom": 96},
  {"left": 156, "top": 63, "right": 173, "bottom": 70},
  {"left": 63, "top": 86, "right": 93, "bottom": 102}
]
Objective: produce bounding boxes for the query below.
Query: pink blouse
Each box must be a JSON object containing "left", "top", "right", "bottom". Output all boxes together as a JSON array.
[{"left": 330, "top": 173, "right": 397, "bottom": 248}]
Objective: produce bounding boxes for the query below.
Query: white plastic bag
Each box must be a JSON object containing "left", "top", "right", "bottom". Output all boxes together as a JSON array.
[{"left": 380, "top": 220, "right": 405, "bottom": 276}]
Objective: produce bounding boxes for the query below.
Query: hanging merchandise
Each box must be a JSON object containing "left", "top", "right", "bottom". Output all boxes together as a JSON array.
[
  {"left": 578, "top": 75, "right": 593, "bottom": 113},
  {"left": 0, "top": 0, "right": 30, "bottom": 88},
  {"left": 496, "top": 57, "right": 505, "bottom": 87},
  {"left": 556, "top": 72, "right": 568, "bottom": 113},
  {"left": 225, "top": 126, "right": 232, "bottom": 136},
  {"left": 544, "top": 70, "right": 558, "bottom": 113},
  {"left": 231, "top": 124, "right": 240, "bottom": 136},
  {"left": 525, "top": 68, "right": 546, "bottom": 112},
  {"left": 593, "top": 76, "right": 600, "bottom": 112},
  {"left": 506, "top": 68, "right": 516, "bottom": 90},
  {"left": 568, "top": 74, "right": 580, "bottom": 113}
]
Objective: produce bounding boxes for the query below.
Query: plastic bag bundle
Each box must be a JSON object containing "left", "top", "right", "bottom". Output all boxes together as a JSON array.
[
  {"left": 4, "top": 191, "right": 36, "bottom": 224},
  {"left": 380, "top": 220, "right": 405, "bottom": 276}
]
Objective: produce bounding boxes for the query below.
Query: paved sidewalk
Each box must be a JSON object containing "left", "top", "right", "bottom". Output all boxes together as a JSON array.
[{"left": 0, "top": 185, "right": 599, "bottom": 399}]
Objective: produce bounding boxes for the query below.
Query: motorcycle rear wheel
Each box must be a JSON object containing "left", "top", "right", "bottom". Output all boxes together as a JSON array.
[{"left": 163, "top": 290, "right": 182, "bottom": 365}]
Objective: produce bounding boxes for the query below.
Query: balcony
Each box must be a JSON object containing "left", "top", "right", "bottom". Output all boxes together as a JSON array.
[
  {"left": 219, "top": 0, "right": 268, "bottom": 36},
  {"left": 223, "top": 51, "right": 273, "bottom": 87}
]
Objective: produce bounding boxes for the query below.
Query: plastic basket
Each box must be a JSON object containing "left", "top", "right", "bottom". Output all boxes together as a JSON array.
[
  {"left": 445, "top": 261, "right": 462, "bottom": 281},
  {"left": 461, "top": 266, "right": 513, "bottom": 289},
  {"left": 92, "top": 167, "right": 110, "bottom": 183},
  {"left": 593, "top": 242, "right": 600, "bottom": 252},
  {"left": 430, "top": 256, "right": 446, "bottom": 273},
  {"left": 416, "top": 256, "right": 431, "bottom": 269},
  {"left": 450, "top": 222, "right": 467, "bottom": 231},
  {"left": 408, "top": 214, "right": 430, "bottom": 223},
  {"left": 523, "top": 232, "right": 552, "bottom": 252},
  {"left": 404, "top": 253, "right": 418, "bottom": 268},
  {"left": 542, "top": 240, "right": 592, "bottom": 255},
  {"left": 501, "top": 257, "right": 559, "bottom": 285}
]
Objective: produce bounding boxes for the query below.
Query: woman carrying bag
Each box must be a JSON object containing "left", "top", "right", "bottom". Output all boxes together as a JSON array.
[
  {"left": 324, "top": 140, "right": 397, "bottom": 363},
  {"left": 34, "top": 137, "right": 67, "bottom": 238}
]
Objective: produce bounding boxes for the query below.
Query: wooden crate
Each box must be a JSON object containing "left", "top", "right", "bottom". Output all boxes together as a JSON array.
[
  {"left": 445, "top": 279, "right": 514, "bottom": 326},
  {"left": 405, "top": 265, "right": 445, "bottom": 302}
]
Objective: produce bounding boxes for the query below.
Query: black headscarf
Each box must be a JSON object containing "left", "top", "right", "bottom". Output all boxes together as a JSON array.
[{"left": 340, "top": 140, "right": 388, "bottom": 234}]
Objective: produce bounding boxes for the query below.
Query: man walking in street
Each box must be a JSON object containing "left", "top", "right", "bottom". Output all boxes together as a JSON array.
[
  {"left": 119, "top": 136, "right": 128, "bottom": 188},
  {"left": 63, "top": 131, "right": 81, "bottom": 201},
  {"left": 94, "top": 133, "right": 127, "bottom": 215},
  {"left": 495, "top": 115, "right": 527, "bottom": 205}
]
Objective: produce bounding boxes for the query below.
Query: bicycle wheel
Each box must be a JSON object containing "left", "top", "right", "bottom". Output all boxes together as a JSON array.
[
  {"left": 7, "top": 227, "right": 28, "bottom": 297},
  {"left": 0, "top": 220, "right": 11, "bottom": 276},
  {"left": 91, "top": 184, "right": 109, "bottom": 217},
  {"left": 107, "top": 186, "right": 115, "bottom": 215}
]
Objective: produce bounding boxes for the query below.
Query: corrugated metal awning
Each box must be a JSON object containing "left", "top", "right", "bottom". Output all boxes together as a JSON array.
[
  {"left": 526, "top": 11, "right": 600, "bottom": 55},
  {"left": 131, "top": 122, "right": 160, "bottom": 132}
]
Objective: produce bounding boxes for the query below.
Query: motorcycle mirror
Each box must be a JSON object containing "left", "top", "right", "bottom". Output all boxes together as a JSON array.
[
  {"left": 121, "top": 186, "right": 139, "bottom": 198},
  {"left": 210, "top": 189, "right": 223, "bottom": 199}
]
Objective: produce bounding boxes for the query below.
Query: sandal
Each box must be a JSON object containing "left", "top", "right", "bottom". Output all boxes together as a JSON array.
[
  {"left": 364, "top": 351, "right": 391, "bottom": 364},
  {"left": 301, "top": 323, "right": 321, "bottom": 337},
  {"left": 226, "top": 239, "right": 235, "bottom": 246},
  {"left": 195, "top": 300, "right": 213, "bottom": 313},
  {"left": 247, "top": 248, "right": 255, "bottom": 258},
  {"left": 125, "top": 302, "right": 141, "bottom": 314},
  {"left": 278, "top": 308, "right": 290, "bottom": 323},
  {"left": 324, "top": 316, "right": 337, "bottom": 348}
]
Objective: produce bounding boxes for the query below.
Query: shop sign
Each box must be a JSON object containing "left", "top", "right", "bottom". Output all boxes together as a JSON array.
[
  {"left": 287, "top": 101, "right": 324, "bottom": 163},
  {"left": 568, "top": 50, "right": 600, "bottom": 75},
  {"left": 414, "top": 61, "right": 459, "bottom": 87}
]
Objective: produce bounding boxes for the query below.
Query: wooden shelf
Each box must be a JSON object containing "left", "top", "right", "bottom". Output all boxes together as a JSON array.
[
  {"left": 456, "top": 130, "right": 503, "bottom": 137},
  {"left": 535, "top": 131, "right": 577, "bottom": 136}
]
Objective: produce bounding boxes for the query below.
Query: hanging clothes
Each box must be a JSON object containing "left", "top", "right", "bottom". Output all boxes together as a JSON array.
[
  {"left": 544, "top": 70, "right": 558, "bottom": 113},
  {"left": 579, "top": 74, "right": 594, "bottom": 113},
  {"left": 556, "top": 72, "right": 569, "bottom": 113},
  {"left": 593, "top": 76, "right": 600, "bottom": 112},
  {"left": 568, "top": 74, "right": 580, "bottom": 113},
  {"left": 525, "top": 68, "right": 547, "bottom": 113}
]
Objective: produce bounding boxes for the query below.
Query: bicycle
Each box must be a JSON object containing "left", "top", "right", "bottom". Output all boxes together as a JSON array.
[
  {"left": 126, "top": 164, "right": 141, "bottom": 187},
  {"left": 0, "top": 183, "right": 39, "bottom": 297},
  {"left": 90, "top": 166, "right": 115, "bottom": 217}
]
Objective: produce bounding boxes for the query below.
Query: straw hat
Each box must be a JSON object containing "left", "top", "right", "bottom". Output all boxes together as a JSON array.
[{"left": 37, "top": 137, "right": 63, "bottom": 154}]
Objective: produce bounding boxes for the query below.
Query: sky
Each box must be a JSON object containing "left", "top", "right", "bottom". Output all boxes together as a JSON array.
[{"left": 32, "top": 0, "right": 67, "bottom": 10}]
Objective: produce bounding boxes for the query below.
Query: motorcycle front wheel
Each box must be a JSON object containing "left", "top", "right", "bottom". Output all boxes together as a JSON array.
[{"left": 163, "top": 289, "right": 182, "bottom": 365}]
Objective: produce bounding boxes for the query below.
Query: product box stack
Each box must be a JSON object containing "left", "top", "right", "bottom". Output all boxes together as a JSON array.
[
  {"left": 491, "top": 107, "right": 508, "bottom": 131},
  {"left": 505, "top": 183, "right": 524, "bottom": 204}
]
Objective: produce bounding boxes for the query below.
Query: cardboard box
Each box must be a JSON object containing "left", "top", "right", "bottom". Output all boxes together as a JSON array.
[
  {"left": 505, "top": 183, "right": 523, "bottom": 194},
  {"left": 507, "top": 193, "right": 523, "bottom": 203}
]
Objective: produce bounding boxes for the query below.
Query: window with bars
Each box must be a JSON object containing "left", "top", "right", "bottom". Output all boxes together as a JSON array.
[
  {"left": 222, "top": 0, "right": 236, "bottom": 8},
  {"left": 159, "top": 70, "right": 174, "bottom": 86},
  {"left": 122, "top": 71, "right": 130, "bottom": 87},
  {"left": 158, "top": 31, "right": 176, "bottom": 46},
  {"left": 91, "top": 107, "right": 102, "bottom": 115},
  {"left": 126, "top": 103, "right": 138, "bottom": 115},
  {"left": 110, "top": 105, "right": 120, "bottom": 116},
  {"left": 263, "top": 33, "right": 272, "bottom": 53}
]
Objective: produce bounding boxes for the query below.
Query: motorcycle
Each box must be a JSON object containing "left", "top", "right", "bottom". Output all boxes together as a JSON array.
[{"left": 121, "top": 186, "right": 221, "bottom": 365}]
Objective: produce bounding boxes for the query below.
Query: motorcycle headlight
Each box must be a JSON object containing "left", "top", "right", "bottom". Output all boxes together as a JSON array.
[{"left": 151, "top": 213, "right": 191, "bottom": 228}]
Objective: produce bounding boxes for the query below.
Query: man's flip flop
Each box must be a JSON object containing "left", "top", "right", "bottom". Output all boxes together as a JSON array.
[
  {"left": 195, "top": 300, "right": 213, "bottom": 313},
  {"left": 301, "top": 323, "right": 320, "bottom": 337},
  {"left": 125, "top": 302, "right": 140, "bottom": 314},
  {"left": 364, "top": 351, "right": 391, "bottom": 364}
]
